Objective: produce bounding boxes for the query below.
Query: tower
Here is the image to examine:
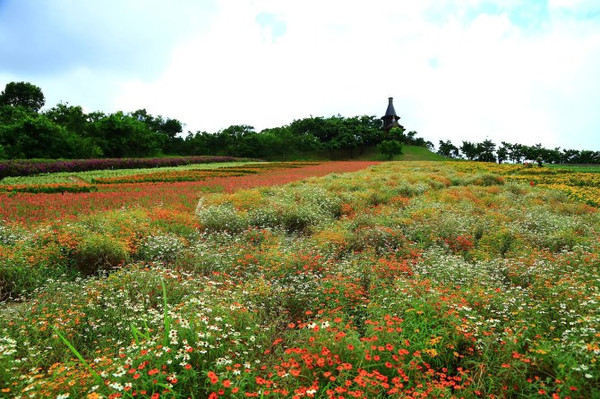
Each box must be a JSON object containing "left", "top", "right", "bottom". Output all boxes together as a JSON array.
[{"left": 381, "top": 97, "right": 401, "bottom": 133}]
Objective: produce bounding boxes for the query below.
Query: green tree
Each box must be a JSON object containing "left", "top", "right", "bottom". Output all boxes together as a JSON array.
[
  {"left": 218, "top": 125, "right": 256, "bottom": 156},
  {"left": 437, "top": 140, "right": 460, "bottom": 158},
  {"left": 90, "top": 112, "right": 163, "bottom": 158},
  {"left": 476, "top": 139, "right": 496, "bottom": 162},
  {"left": 388, "top": 126, "right": 406, "bottom": 141},
  {"left": 354, "top": 115, "right": 384, "bottom": 154},
  {"left": 460, "top": 141, "right": 478, "bottom": 160},
  {"left": 0, "top": 113, "right": 82, "bottom": 158},
  {"left": 496, "top": 145, "right": 508, "bottom": 164},
  {"left": 547, "top": 148, "right": 562, "bottom": 164},
  {"left": 403, "top": 130, "right": 430, "bottom": 147},
  {"left": 0, "top": 81, "right": 45, "bottom": 113},
  {"left": 378, "top": 140, "right": 403, "bottom": 160},
  {"left": 183, "top": 131, "right": 216, "bottom": 155},
  {"left": 561, "top": 149, "right": 580, "bottom": 164},
  {"left": 505, "top": 142, "right": 525, "bottom": 163},
  {"left": 44, "top": 103, "right": 88, "bottom": 136},
  {"left": 130, "top": 109, "right": 183, "bottom": 154},
  {"left": 257, "top": 126, "right": 321, "bottom": 159}
]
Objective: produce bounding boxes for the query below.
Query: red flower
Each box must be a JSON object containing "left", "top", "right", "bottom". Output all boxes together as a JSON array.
[{"left": 207, "top": 371, "right": 219, "bottom": 384}]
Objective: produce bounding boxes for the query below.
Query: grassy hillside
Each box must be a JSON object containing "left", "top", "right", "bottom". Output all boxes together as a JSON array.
[
  {"left": 267, "top": 144, "right": 447, "bottom": 162},
  {"left": 383, "top": 144, "right": 448, "bottom": 161}
]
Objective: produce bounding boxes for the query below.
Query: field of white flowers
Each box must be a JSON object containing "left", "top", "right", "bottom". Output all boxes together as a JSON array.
[{"left": 1, "top": 161, "right": 599, "bottom": 398}]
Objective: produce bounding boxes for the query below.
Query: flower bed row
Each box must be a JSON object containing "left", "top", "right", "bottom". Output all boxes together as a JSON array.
[
  {"left": 90, "top": 169, "right": 257, "bottom": 184},
  {"left": 0, "top": 183, "right": 98, "bottom": 194},
  {"left": 0, "top": 162, "right": 322, "bottom": 194},
  {"left": 90, "top": 162, "right": 319, "bottom": 184},
  {"left": 0, "top": 156, "right": 255, "bottom": 178}
]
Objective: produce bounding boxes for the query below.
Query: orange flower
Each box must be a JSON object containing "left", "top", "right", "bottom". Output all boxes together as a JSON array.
[{"left": 207, "top": 371, "right": 219, "bottom": 384}]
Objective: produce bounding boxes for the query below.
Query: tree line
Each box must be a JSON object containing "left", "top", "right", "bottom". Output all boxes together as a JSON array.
[
  {"left": 183, "top": 118, "right": 429, "bottom": 159},
  {"left": 437, "top": 138, "right": 600, "bottom": 164},
  {"left": 0, "top": 81, "right": 430, "bottom": 160},
  {"left": 7, "top": 81, "right": 595, "bottom": 164},
  {"left": 0, "top": 82, "right": 184, "bottom": 159}
]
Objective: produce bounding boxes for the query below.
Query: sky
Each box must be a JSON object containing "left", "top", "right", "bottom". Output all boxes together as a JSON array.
[{"left": 1, "top": 0, "right": 600, "bottom": 151}]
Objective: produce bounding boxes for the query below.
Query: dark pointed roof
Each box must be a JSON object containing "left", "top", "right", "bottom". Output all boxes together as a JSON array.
[
  {"left": 384, "top": 97, "right": 397, "bottom": 117},
  {"left": 381, "top": 97, "right": 401, "bottom": 131}
]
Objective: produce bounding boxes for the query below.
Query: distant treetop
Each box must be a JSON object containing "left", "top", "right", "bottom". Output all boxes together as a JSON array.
[{"left": 0, "top": 81, "right": 45, "bottom": 113}]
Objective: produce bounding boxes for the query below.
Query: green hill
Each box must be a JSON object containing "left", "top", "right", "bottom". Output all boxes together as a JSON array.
[
  {"left": 357, "top": 145, "right": 448, "bottom": 161},
  {"left": 266, "top": 145, "right": 447, "bottom": 162}
]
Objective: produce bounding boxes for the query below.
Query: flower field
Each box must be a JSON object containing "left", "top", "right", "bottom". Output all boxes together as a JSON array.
[
  {"left": 1, "top": 161, "right": 599, "bottom": 398},
  {"left": 0, "top": 162, "right": 372, "bottom": 224},
  {"left": 451, "top": 162, "right": 600, "bottom": 207}
]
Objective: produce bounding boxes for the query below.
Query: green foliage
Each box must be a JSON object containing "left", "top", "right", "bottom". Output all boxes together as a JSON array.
[
  {"left": 130, "top": 108, "right": 183, "bottom": 154},
  {"left": 437, "top": 140, "right": 460, "bottom": 158},
  {"left": 195, "top": 202, "right": 249, "bottom": 233},
  {"left": 0, "top": 81, "right": 442, "bottom": 161},
  {"left": 464, "top": 173, "right": 505, "bottom": 186},
  {"left": 0, "top": 81, "right": 45, "bottom": 112},
  {"left": 0, "top": 112, "right": 79, "bottom": 159},
  {"left": 136, "top": 234, "right": 185, "bottom": 264},
  {"left": 72, "top": 234, "right": 130, "bottom": 275},
  {"left": 442, "top": 139, "right": 600, "bottom": 165},
  {"left": 0, "top": 256, "right": 39, "bottom": 300},
  {"left": 378, "top": 139, "right": 403, "bottom": 160},
  {"left": 184, "top": 115, "right": 388, "bottom": 160},
  {"left": 388, "top": 126, "right": 405, "bottom": 140},
  {"left": 398, "top": 145, "right": 447, "bottom": 161},
  {"left": 89, "top": 111, "right": 164, "bottom": 158},
  {"left": 477, "top": 139, "right": 497, "bottom": 162},
  {"left": 458, "top": 139, "right": 499, "bottom": 162},
  {"left": 0, "top": 235, "right": 75, "bottom": 300},
  {"left": 460, "top": 141, "right": 478, "bottom": 160},
  {"left": 536, "top": 156, "right": 543, "bottom": 167},
  {"left": 197, "top": 185, "right": 342, "bottom": 233},
  {"left": 0, "top": 83, "right": 188, "bottom": 160}
]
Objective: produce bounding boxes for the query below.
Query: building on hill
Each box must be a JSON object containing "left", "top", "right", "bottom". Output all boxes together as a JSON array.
[{"left": 381, "top": 97, "right": 401, "bottom": 133}]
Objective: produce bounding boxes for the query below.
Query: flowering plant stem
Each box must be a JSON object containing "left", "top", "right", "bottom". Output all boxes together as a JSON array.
[
  {"left": 162, "top": 279, "right": 172, "bottom": 347},
  {"left": 53, "top": 327, "right": 104, "bottom": 385}
]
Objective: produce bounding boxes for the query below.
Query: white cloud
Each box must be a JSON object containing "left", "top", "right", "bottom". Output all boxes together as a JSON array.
[
  {"left": 3, "top": 0, "right": 599, "bottom": 149},
  {"left": 106, "top": 1, "right": 600, "bottom": 150}
]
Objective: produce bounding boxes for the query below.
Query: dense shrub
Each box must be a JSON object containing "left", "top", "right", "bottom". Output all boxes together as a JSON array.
[
  {"left": 197, "top": 185, "right": 342, "bottom": 233},
  {"left": 464, "top": 173, "right": 505, "bottom": 186},
  {"left": 72, "top": 235, "right": 130, "bottom": 275},
  {"left": 136, "top": 234, "right": 185, "bottom": 264},
  {"left": 195, "top": 202, "right": 249, "bottom": 233}
]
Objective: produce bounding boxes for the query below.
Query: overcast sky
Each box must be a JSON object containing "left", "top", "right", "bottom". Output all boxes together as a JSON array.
[{"left": 1, "top": 0, "right": 599, "bottom": 150}]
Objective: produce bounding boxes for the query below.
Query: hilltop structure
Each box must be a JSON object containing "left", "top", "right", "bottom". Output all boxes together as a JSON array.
[{"left": 381, "top": 97, "right": 401, "bottom": 133}]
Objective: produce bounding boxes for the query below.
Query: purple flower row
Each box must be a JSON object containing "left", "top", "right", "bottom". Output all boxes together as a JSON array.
[{"left": 0, "top": 156, "right": 256, "bottom": 178}]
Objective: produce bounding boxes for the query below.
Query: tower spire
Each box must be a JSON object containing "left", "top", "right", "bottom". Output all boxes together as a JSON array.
[{"left": 381, "top": 97, "right": 401, "bottom": 132}]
